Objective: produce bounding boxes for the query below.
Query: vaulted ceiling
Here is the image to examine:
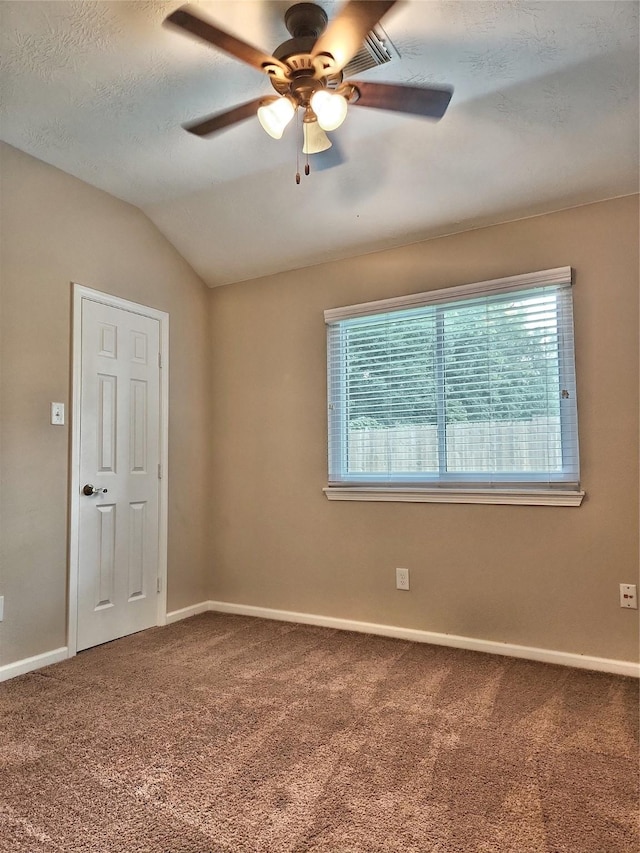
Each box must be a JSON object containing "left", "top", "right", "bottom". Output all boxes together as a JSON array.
[{"left": 1, "top": 1, "right": 638, "bottom": 286}]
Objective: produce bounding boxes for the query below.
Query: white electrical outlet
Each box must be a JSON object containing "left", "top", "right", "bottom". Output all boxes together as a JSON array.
[
  {"left": 619, "top": 584, "right": 638, "bottom": 609},
  {"left": 396, "top": 567, "right": 410, "bottom": 591},
  {"left": 0, "top": 596, "right": 4, "bottom": 621}
]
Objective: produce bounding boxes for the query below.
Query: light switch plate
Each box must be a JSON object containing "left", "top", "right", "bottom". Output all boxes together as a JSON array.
[{"left": 51, "top": 402, "right": 65, "bottom": 425}]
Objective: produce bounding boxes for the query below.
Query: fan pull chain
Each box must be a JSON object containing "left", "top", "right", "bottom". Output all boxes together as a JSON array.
[
  {"left": 304, "top": 113, "right": 310, "bottom": 176},
  {"left": 295, "top": 109, "right": 301, "bottom": 184},
  {"left": 294, "top": 110, "right": 312, "bottom": 182}
]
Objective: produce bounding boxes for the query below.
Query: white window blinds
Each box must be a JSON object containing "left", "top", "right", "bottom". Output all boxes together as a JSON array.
[{"left": 326, "top": 268, "right": 580, "bottom": 491}]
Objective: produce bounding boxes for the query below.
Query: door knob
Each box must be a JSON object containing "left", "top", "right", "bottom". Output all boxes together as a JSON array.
[{"left": 82, "top": 484, "right": 108, "bottom": 496}]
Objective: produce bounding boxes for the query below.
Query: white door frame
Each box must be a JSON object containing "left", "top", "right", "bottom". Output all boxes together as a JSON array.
[{"left": 68, "top": 283, "right": 169, "bottom": 657}]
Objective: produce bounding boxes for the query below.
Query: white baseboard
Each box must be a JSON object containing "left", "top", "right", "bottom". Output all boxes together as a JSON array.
[
  {"left": 166, "top": 601, "right": 210, "bottom": 624},
  {"left": 3, "top": 604, "right": 637, "bottom": 683},
  {"left": 0, "top": 647, "right": 69, "bottom": 683},
  {"left": 1, "top": 603, "right": 209, "bottom": 682},
  {"left": 207, "top": 600, "right": 640, "bottom": 679}
]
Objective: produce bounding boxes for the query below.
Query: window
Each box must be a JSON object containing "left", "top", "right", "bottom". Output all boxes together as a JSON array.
[{"left": 325, "top": 267, "right": 583, "bottom": 505}]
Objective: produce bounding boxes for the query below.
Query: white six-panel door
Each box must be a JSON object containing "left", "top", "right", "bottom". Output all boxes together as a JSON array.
[{"left": 76, "top": 298, "right": 162, "bottom": 651}]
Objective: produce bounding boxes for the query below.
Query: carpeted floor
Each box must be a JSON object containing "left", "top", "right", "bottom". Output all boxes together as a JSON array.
[{"left": 0, "top": 613, "right": 638, "bottom": 852}]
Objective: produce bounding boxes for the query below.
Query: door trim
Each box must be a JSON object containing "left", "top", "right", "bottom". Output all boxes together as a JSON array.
[{"left": 68, "top": 284, "right": 169, "bottom": 657}]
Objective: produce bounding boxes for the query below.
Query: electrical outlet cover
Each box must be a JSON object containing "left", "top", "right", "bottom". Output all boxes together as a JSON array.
[
  {"left": 620, "top": 583, "right": 638, "bottom": 609},
  {"left": 396, "top": 568, "right": 410, "bottom": 590}
]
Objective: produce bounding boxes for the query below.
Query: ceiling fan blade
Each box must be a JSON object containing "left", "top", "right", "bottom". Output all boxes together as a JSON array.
[
  {"left": 311, "top": 1, "right": 397, "bottom": 73},
  {"left": 165, "top": 6, "right": 289, "bottom": 80},
  {"left": 348, "top": 81, "right": 453, "bottom": 119},
  {"left": 184, "top": 98, "right": 267, "bottom": 137}
]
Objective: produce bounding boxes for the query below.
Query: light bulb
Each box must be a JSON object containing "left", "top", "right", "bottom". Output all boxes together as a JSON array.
[
  {"left": 303, "top": 122, "right": 332, "bottom": 154},
  {"left": 310, "top": 90, "right": 348, "bottom": 132},
  {"left": 257, "top": 97, "right": 295, "bottom": 139}
]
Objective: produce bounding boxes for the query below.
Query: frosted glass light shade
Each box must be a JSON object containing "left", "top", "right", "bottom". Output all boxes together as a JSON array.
[
  {"left": 257, "top": 97, "right": 295, "bottom": 139},
  {"left": 310, "top": 90, "right": 348, "bottom": 131},
  {"left": 303, "top": 122, "right": 332, "bottom": 154}
]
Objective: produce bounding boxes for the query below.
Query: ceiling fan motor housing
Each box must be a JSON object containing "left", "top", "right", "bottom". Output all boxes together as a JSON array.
[{"left": 271, "top": 4, "right": 344, "bottom": 104}]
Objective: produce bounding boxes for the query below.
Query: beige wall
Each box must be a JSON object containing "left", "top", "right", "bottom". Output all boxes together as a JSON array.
[
  {"left": 0, "top": 143, "right": 211, "bottom": 666},
  {"left": 1, "top": 140, "right": 637, "bottom": 670},
  {"left": 208, "top": 195, "right": 640, "bottom": 663}
]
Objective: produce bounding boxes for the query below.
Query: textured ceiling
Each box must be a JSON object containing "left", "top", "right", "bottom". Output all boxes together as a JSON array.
[{"left": 1, "top": 1, "right": 638, "bottom": 287}]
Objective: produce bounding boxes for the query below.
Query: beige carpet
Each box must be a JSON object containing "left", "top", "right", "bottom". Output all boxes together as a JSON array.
[{"left": 1, "top": 613, "right": 638, "bottom": 852}]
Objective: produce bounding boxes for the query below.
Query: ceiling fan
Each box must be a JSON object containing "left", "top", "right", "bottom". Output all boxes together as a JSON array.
[{"left": 165, "top": 1, "right": 453, "bottom": 171}]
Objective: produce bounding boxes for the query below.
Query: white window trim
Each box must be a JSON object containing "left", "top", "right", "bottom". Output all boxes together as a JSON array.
[
  {"left": 324, "top": 267, "right": 572, "bottom": 323},
  {"left": 323, "top": 487, "right": 585, "bottom": 506},
  {"left": 324, "top": 266, "right": 584, "bottom": 506}
]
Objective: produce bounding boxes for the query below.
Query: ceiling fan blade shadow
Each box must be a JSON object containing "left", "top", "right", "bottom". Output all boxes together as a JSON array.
[
  {"left": 165, "top": 6, "right": 289, "bottom": 80},
  {"left": 184, "top": 98, "right": 266, "bottom": 137},
  {"left": 349, "top": 81, "right": 453, "bottom": 118},
  {"left": 311, "top": 1, "right": 397, "bottom": 74}
]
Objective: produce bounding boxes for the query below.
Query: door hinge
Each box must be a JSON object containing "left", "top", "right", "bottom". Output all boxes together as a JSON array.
[
  {"left": 157, "top": 577, "right": 161, "bottom": 594},
  {"left": 157, "top": 463, "right": 162, "bottom": 479},
  {"left": 158, "top": 352, "right": 162, "bottom": 368}
]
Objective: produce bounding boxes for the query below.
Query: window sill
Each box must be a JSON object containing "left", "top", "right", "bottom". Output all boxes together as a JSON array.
[{"left": 323, "top": 487, "right": 585, "bottom": 506}]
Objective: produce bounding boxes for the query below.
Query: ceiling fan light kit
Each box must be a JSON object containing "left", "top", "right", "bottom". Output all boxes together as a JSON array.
[
  {"left": 165, "top": 1, "right": 453, "bottom": 180},
  {"left": 303, "top": 121, "right": 333, "bottom": 154},
  {"left": 257, "top": 96, "right": 296, "bottom": 138},
  {"left": 310, "top": 89, "right": 349, "bottom": 131}
]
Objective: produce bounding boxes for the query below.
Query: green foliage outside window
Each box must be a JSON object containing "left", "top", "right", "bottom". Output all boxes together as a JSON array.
[{"left": 344, "top": 298, "right": 560, "bottom": 430}]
